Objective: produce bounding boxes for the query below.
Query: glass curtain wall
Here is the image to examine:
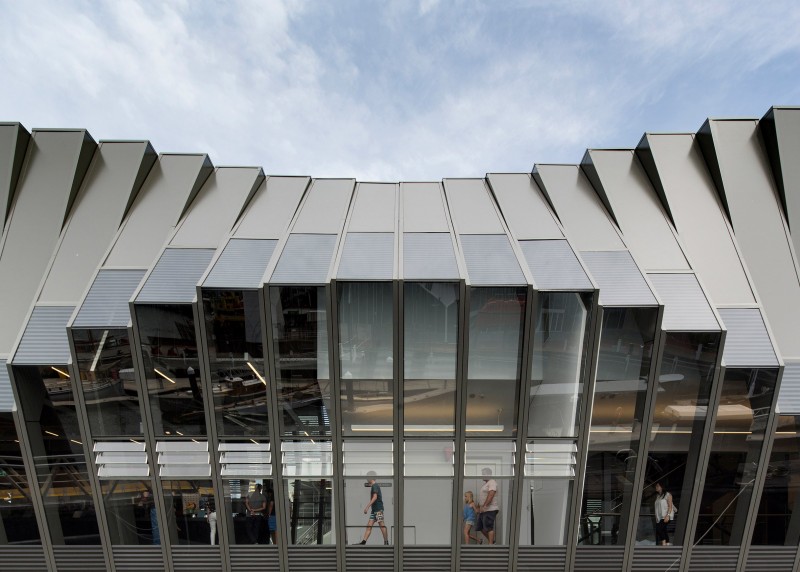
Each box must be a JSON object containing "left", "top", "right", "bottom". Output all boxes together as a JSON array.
[
  {"left": 578, "top": 308, "right": 658, "bottom": 546},
  {"left": 271, "top": 287, "right": 331, "bottom": 436},
  {"left": 282, "top": 441, "right": 335, "bottom": 545},
  {"left": 403, "top": 441, "right": 454, "bottom": 545},
  {"left": 463, "top": 440, "right": 515, "bottom": 545},
  {"left": 343, "top": 441, "right": 394, "bottom": 544},
  {"left": 466, "top": 287, "right": 526, "bottom": 437},
  {"left": 202, "top": 289, "right": 269, "bottom": 438},
  {"left": 223, "top": 478, "right": 277, "bottom": 545},
  {"left": 12, "top": 365, "right": 101, "bottom": 545},
  {"left": 161, "top": 480, "right": 216, "bottom": 545},
  {"left": 403, "top": 283, "right": 459, "bottom": 435},
  {"left": 634, "top": 332, "right": 720, "bottom": 546},
  {"left": 73, "top": 328, "right": 142, "bottom": 437},
  {"left": 0, "top": 412, "right": 40, "bottom": 544},
  {"left": 693, "top": 368, "right": 778, "bottom": 545},
  {"left": 101, "top": 480, "right": 159, "bottom": 545},
  {"left": 135, "top": 304, "right": 205, "bottom": 436},
  {"left": 751, "top": 415, "right": 800, "bottom": 545}
]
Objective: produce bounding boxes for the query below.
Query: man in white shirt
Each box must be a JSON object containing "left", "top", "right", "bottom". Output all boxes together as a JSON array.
[{"left": 476, "top": 467, "right": 499, "bottom": 545}]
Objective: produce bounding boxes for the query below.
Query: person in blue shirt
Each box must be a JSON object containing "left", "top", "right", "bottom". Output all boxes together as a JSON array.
[
  {"left": 463, "top": 491, "right": 479, "bottom": 544},
  {"left": 356, "top": 471, "right": 389, "bottom": 545}
]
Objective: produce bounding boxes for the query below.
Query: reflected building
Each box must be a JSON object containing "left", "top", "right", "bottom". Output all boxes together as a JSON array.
[{"left": 2, "top": 108, "right": 800, "bottom": 572}]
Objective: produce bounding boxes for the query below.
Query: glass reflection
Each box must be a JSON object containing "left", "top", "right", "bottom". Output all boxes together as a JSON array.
[
  {"left": 466, "top": 288, "right": 526, "bottom": 437},
  {"left": 579, "top": 308, "right": 657, "bottom": 546},
  {"left": 136, "top": 304, "right": 205, "bottom": 436},
  {"left": 693, "top": 368, "right": 777, "bottom": 545},
  {"left": 635, "top": 333, "right": 719, "bottom": 546},
  {"left": 529, "top": 293, "right": 591, "bottom": 438},
  {"left": 271, "top": 287, "right": 331, "bottom": 436},
  {"left": 73, "top": 328, "right": 142, "bottom": 437},
  {"left": 0, "top": 412, "right": 40, "bottom": 544},
  {"left": 338, "top": 282, "right": 393, "bottom": 380},
  {"left": 13, "top": 365, "right": 101, "bottom": 545},
  {"left": 463, "top": 441, "right": 515, "bottom": 545},
  {"left": 102, "top": 481, "right": 159, "bottom": 545},
  {"left": 403, "top": 441, "right": 453, "bottom": 545},
  {"left": 223, "top": 479, "right": 277, "bottom": 545},
  {"left": 162, "top": 480, "right": 216, "bottom": 545},
  {"left": 202, "top": 290, "right": 268, "bottom": 437},
  {"left": 285, "top": 479, "right": 334, "bottom": 545}
]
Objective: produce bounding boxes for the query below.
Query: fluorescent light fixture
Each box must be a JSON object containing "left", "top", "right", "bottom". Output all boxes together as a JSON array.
[
  {"left": 352, "top": 424, "right": 504, "bottom": 432},
  {"left": 51, "top": 366, "right": 70, "bottom": 378},
  {"left": 71, "top": 439, "right": 83, "bottom": 445},
  {"left": 246, "top": 362, "right": 267, "bottom": 386},
  {"left": 89, "top": 330, "right": 109, "bottom": 373},
  {"left": 303, "top": 431, "right": 316, "bottom": 444},
  {"left": 176, "top": 431, "right": 184, "bottom": 436},
  {"left": 154, "top": 368, "right": 176, "bottom": 384},
  {"left": 45, "top": 431, "right": 59, "bottom": 437},
  {"left": 250, "top": 439, "right": 259, "bottom": 445}
]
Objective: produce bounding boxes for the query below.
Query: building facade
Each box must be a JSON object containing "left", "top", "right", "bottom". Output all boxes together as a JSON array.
[{"left": 1, "top": 107, "right": 800, "bottom": 572}]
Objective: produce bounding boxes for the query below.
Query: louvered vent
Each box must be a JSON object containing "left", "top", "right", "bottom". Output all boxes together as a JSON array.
[
  {"left": 229, "top": 545, "right": 281, "bottom": 572},
  {"left": 778, "top": 362, "right": 800, "bottom": 415},
  {"left": 460, "top": 545, "right": 509, "bottom": 572},
  {"left": 156, "top": 440, "right": 210, "bottom": 477},
  {"left": 744, "top": 546, "right": 796, "bottom": 572},
  {"left": 517, "top": 546, "right": 568, "bottom": 572},
  {"left": 460, "top": 234, "right": 526, "bottom": 285},
  {"left": 0, "top": 546, "right": 48, "bottom": 571},
  {"left": 718, "top": 308, "right": 779, "bottom": 368},
  {"left": 171, "top": 545, "right": 222, "bottom": 572},
  {"left": 136, "top": 248, "right": 215, "bottom": 303},
  {"left": 271, "top": 233, "right": 337, "bottom": 283},
  {"left": 580, "top": 250, "right": 657, "bottom": 307},
  {"left": 519, "top": 239, "right": 593, "bottom": 291},
  {"left": 73, "top": 269, "right": 145, "bottom": 328},
  {"left": 403, "top": 546, "right": 451, "bottom": 571},
  {"left": 52, "top": 546, "right": 106, "bottom": 570},
  {"left": 631, "top": 546, "right": 682, "bottom": 572},
  {"left": 203, "top": 238, "right": 278, "bottom": 289},
  {"left": 337, "top": 232, "right": 394, "bottom": 279},
  {"left": 12, "top": 305, "right": 74, "bottom": 365},
  {"left": 111, "top": 545, "right": 164, "bottom": 571},
  {"left": 282, "top": 441, "right": 333, "bottom": 477},
  {"left": 345, "top": 546, "right": 394, "bottom": 571},
  {"left": 0, "top": 359, "right": 14, "bottom": 412},
  {"left": 574, "top": 546, "right": 624, "bottom": 571},
  {"left": 287, "top": 545, "right": 337, "bottom": 572},
  {"left": 524, "top": 441, "right": 576, "bottom": 477},
  {"left": 219, "top": 441, "right": 272, "bottom": 477},
  {"left": 688, "top": 546, "right": 740, "bottom": 571},
  {"left": 95, "top": 441, "right": 149, "bottom": 478}
]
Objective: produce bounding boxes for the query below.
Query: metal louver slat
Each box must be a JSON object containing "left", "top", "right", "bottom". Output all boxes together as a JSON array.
[
  {"left": 777, "top": 362, "right": 800, "bottom": 414},
  {"left": 631, "top": 546, "right": 682, "bottom": 572},
  {"left": 203, "top": 238, "right": 278, "bottom": 289},
  {"left": 271, "top": 233, "right": 337, "bottom": 283},
  {"left": 73, "top": 269, "right": 146, "bottom": 327},
  {"left": 172, "top": 546, "right": 222, "bottom": 572},
  {"left": 52, "top": 546, "right": 106, "bottom": 570},
  {"left": 12, "top": 305, "right": 75, "bottom": 364},
  {"left": 574, "top": 546, "right": 625, "bottom": 571},
  {"left": 460, "top": 545, "right": 510, "bottom": 572},
  {"left": 95, "top": 441, "right": 149, "bottom": 479},
  {"left": 403, "top": 233, "right": 459, "bottom": 279},
  {"left": 157, "top": 440, "right": 210, "bottom": 478},
  {"left": 688, "top": 546, "right": 740, "bottom": 571},
  {"left": 647, "top": 273, "right": 720, "bottom": 331},
  {"left": 229, "top": 545, "right": 281, "bottom": 572},
  {"left": 345, "top": 546, "right": 394, "bottom": 571},
  {"left": 287, "top": 546, "right": 337, "bottom": 572},
  {"left": 111, "top": 545, "right": 165, "bottom": 571},
  {"left": 718, "top": 308, "right": 779, "bottom": 367},
  {"left": 518, "top": 239, "right": 593, "bottom": 290},
  {"left": 136, "top": 248, "right": 215, "bottom": 303},
  {"left": 580, "top": 250, "right": 657, "bottom": 307},
  {"left": 337, "top": 232, "right": 394, "bottom": 279},
  {"left": 516, "top": 546, "right": 568, "bottom": 572},
  {"left": 744, "top": 546, "right": 797, "bottom": 571},
  {"left": 460, "top": 234, "right": 525, "bottom": 285},
  {"left": 0, "top": 546, "right": 48, "bottom": 570},
  {"left": 0, "top": 359, "right": 14, "bottom": 412},
  {"left": 403, "top": 546, "right": 451, "bottom": 571}
]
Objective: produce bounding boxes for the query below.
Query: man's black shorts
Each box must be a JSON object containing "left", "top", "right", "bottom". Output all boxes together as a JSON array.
[{"left": 475, "top": 510, "right": 498, "bottom": 532}]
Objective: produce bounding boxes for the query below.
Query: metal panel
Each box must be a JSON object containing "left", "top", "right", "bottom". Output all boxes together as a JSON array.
[
  {"left": 171, "top": 167, "right": 262, "bottom": 248},
  {"left": 460, "top": 545, "right": 509, "bottom": 572},
  {"left": 718, "top": 308, "right": 779, "bottom": 367},
  {"left": 270, "top": 233, "right": 337, "bottom": 284},
  {"left": 287, "top": 545, "right": 338, "bottom": 572},
  {"left": 647, "top": 273, "right": 720, "bottom": 331},
  {"left": 136, "top": 248, "right": 215, "bottom": 303},
  {"left": 744, "top": 546, "right": 797, "bottom": 572},
  {"left": 533, "top": 165, "right": 626, "bottom": 251},
  {"left": 769, "top": 108, "right": 800, "bottom": 255},
  {"left": 52, "top": 545, "right": 106, "bottom": 571},
  {"left": 0, "top": 123, "right": 30, "bottom": 232},
  {"left": 460, "top": 234, "right": 525, "bottom": 285},
  {"left": 203, "top": 238, "right": 278, "bottom": 289},
  {"left": 172, "top": 545, "right": 222, "bottom": 572},
  {"left": 73, "top": 269, "right": 146, "bottom": 328},
  {"left": 444, "top": 179, "right": 506, "bottom": 234},
  {"left": 630, "top": 546, "right": 682, "bottom": 572},
  {"left": 574, "top": 546, "right": 625, "bottom": 571},
  {"left": 345, "top": 546, "right": 394, "bottom": 571},
  {"left": 234, "top": 176, "right": 308, "bottom": 239},
  {"left": 580, "top": 250, "right": 658, "bottom": 306},
  {"left": 487, "top": 173, "right": 563, "bottom": 239},
  {"left": 111, "top": 545, "right": 165, "bottom": 572},
  {"left": 516, "top": 546, "right": 568, "bottom": 572},
  {"left": 349, "top": 183, "right": 396, "bottom": 232},
  {"left": 105, "top": 154, "right": 210, "bottom": 267},
  {"left": 778, "top": 361, "right": 800, "bottom": 414},
  {"left": 12, "top": 305, "right": 74, "bottom": 365},
  {"left": 402, "top": 182, "right": 450, "bottom": 232},
  {"left": 403, "top": 232, "right": 460, "bottom": 279},
  {"left": 0, "top": 546, "right": 48, "bottom": 570},
  {"left": 585, "top": 149, "right": 690, "bottom": 271},
  {"left": 640, "top": 134, "right": 755, "bottom": 305},
  {"left": 519, "top": 239, "right": 593, "bottom": 290},
  {"left": 292, "top": 179, "right": 355, "bottom": 234},
  {"left": 40, "top": 142, "right": 151, "bottom": 303},
  {"left": 688, "top": 546, "right": 740, "bottom": 571},
  {"left": 0, "top": 359, "right": 13, "bottom": 412},
  {"left": 402, "top": 546, "right": 451, "bottom": 571},
  {"left": 337, "top": 232, "right": 394, "bottom": 279},
  {"left": 229, "top": 545, "right": 281, "bottom": 572}
]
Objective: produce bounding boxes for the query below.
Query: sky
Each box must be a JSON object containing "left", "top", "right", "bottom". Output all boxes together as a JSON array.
[{"left": 2, "top": 0, "right": 799, "bottom": 180}]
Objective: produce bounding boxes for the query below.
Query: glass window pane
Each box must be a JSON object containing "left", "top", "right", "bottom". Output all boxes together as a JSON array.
[
  {"left": 0, "top": 412, "right": 40, "bottom": 544},
  {"left": 202, "top": 290, "right": 269, "bottom": 438},
  {"left": 693, "top": 368, "right": 778, "bottom": 546},
  {"left": 403, "top": 380, "right": 456, "bottom": 436},
  {"left": 102, "top": 481, "right": 159, "bottom": 545},
  {"left": 462, "top": 475, "right": 512, "bottom": 545},
  {"left": 284, "top": 478, "right": 334, "bottom": 545},
  {"left": 340, "top": 379, "right": 394, "bottom": 436},
  {"left": 135, "top": 304, "right": 206, "bottom": 436},
  {"left": 73, "top": 328, "right": 142, "bottom": 437},
  {"left": 404, "top": 282, "right": 458, "bottom": 380},
  {"left": 404, "top": 479, "right": 452, "bottom": 545},
  {"left": 635, "top": 332, "right": 719, "bottom": 546},
  {"left": 579, "top": 307, "right": 658, "bottom": 546},
  {"left": 338, "top": 282, "right": 393, "bottom": 380},
  {"left": 271, "top": 286, "right": 331, "bottom": 436},
  {"left": 223, "top": 479, "right": 277, "bottom": 546},
  {"left": 519, "top": 477, "right": 573, "bottom": 545},
  {"left": 404, "top": 441, "right": 454, "bottom": 477},
  {"left": 344, "top": 475, "right": 394, "bottom": 545},
  {"left": 467, "top": 287, "right": 526, "bottom": 380},
  {"left": 161, "top": 480, "right": 216, "bottom": 545},
  {"left": 529, "top": 293, "right": 591, "bottom": 438}
]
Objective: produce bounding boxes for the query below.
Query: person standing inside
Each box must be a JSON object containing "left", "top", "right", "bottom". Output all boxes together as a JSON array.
[
  {"left": 266, "top": 487, "right": 278, "bottom": 545},
  {"left": 476, "top": 468, "right": 499, "bottom": 545},
  {"left": 206, "top": 498, "right": 217, "bottom": 545},
  {"left": 356, "top": 471, "right": 389, "bottom": 545},
  {"left": 463, "top": 491, "right": 480, "bottom": 544},
  {"left": 246, "top": 483, "right": 267, "bottom": 544},
  {"left": 653, "top": 481, "right": 674, "bottom": 546}
]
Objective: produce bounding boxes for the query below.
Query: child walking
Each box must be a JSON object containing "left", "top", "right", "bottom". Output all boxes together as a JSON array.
[{"left": 463, "top": 491, "right": 480, "bottom": 544}]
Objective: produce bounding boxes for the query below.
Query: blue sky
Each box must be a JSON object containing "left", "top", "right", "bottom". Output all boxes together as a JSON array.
[{"left": 2, "top": 0, "right": 799, "bottom": 180}]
